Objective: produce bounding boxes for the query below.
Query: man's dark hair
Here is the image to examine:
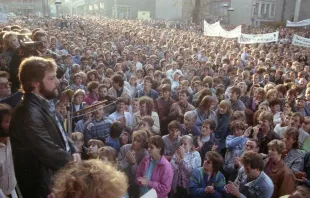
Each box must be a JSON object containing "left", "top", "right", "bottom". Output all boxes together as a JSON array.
[
  {"left": 230, "top": 86, "right": 241, "bottom": 97},
  {"left": 241, "top": 151, "right": 264, "bottom": 171},
  {"left": 116, "top": 97, "right": 126, "bottom": 105},
  {"left": 32, "top": 31, "right": 47, "bottom": 42},
  {"left": 205, "top": 151, "right": 224, "bottom": 173},
  {"left": 168, "top": 120, "right": 181, "bottom": 131},
  {"left": 148, "top": 135, "right": 165, "bottom": 156},
  {"left": 178, "top": 89, "right": 190, "bottom": 97},
  {"left": 202, "top": 119, "right": 216, "bottom": 131},
  {"left": 110, "top": 121, "right": 124, "bottom": 138},
  {"left": 112, "top": 74, "right": 124, "bottom": 87},
  {"left": 0, "top": 103, "right": 12, "bottom": 137}
]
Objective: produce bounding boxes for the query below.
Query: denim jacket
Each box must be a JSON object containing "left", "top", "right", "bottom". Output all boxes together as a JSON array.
[
  {"left": 224, "top": 135, "right": 247, "bottom": 181},
  {"left": 235, "top": 167, "right": 274, "bottom": 198}
]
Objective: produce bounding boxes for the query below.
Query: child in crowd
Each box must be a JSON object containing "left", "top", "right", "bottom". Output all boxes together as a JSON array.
[
  {"left": 72, "top": 132, "right": 88, "bottom": 160},
  {"left": 70, "top": 89, "right": 86, "bottom": 129},
  {"left": 98, "top": 146, "right": 117, "bottom": 165},
  {"left": 87, "top": 139, "right": 104, "bottom": 159},
  {"left": 269, "top": 98, "right": 282, "bottom": 125},
  {"left": 137, "top": 116, "right": 155, "bottom": 137},
  {"left": 162, "top": 120, "right": 182, "bottom": 161},
  {"left": 74, "top": 105, "right": 91, "bottom": 132},
  {"left": 194, "top": 119, "right": 218, "bottom": 165},
  {"left": 215, "top": 100, "right": 232, "bottom": 155},
  {"left": 224, "top": 120, "right": 250, "bottom": 181},
  {"left": 105, "top": 121, "right": 124, "bottom": 153}
]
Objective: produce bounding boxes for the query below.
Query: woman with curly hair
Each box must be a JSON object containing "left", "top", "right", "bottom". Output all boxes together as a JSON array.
[{"left": 50, "top": 160, "right": 128, "bottom": 198}]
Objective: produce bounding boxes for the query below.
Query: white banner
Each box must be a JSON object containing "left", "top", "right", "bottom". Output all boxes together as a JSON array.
[
  {"left": 238, "top": 32, "right": 279, "bottom": 44},
  {"left": 204, "top": 21, "right": 241, "bottom": 38},
  {"left": 292, "top": 35, "right": 310, "bottom": 48},
  {"left": 287, "top": 19, "right": 310, "bottom": 27},
  {"left": 221, "top": 25, "right": 242, "bottom": 38},
  {"left": 0, "top": 13, "right": 8, "bottom": 24}
]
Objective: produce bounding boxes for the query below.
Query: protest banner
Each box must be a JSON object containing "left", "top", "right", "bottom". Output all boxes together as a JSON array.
[
  {"left": 238, "top": 32, "right": 279, "bottom": 44},
  {"left": 204, "top": 21, "right": 241, "bottom": 38},
  {"left": 220, "top": 25, "right": 242, "bottom": 38},
  {"left": 0, "top": 13, "right": 8, "bottom": 24},
  {"left": 292, "top": 34, "right": 310, "bottom": 48},
  {"left": 286, "top": 19, "right": 310, "bottom": 27}
]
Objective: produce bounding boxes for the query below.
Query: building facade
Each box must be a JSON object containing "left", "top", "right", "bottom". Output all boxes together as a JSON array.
[
  {"left": 1, "top": 0, "right": 46, "bottom": 16},
  {"left": 72, "top": 0, "right": 156, "bottom": 19},
  {"left": 155, "top": 0, "right": 195, "bottom": 21},
  {"left": 282, "top": 0, "right": 310, "bottom": 22}
]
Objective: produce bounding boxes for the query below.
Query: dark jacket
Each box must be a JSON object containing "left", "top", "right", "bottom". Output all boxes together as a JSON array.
[
  {"left": 155, "top": 97, "right": 175, "bottom": 135},
  {"left": 9, "top": 93, "right": 74, "bottom": 198},
  {"left": 194, "top": 134, "right": 218, "bottom": 166},
  {"left": 215, "top": 113, "right": 230, "bottom": 151},
  {"left": 253, "top": 129, "right": 281, "bottom": 154},
  {"left": 0, "top": 91, "right": 23, "bottom": 108}
]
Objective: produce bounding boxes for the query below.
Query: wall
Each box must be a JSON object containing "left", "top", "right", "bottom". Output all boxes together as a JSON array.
[
  {"left": 182, "top": 0, "right": 195, "bottom": 21},
  {"left": 229, "top": 0, "right": 253, "bottom": 25},
  {"left": 116, "top": 0, "right": 156, "bottom": 19},
  {"left": 282, "top": 0, "right": 310, "bottom": 22},
  {"left": 156, "top": 0, "right": 183, "bottom": 20}
]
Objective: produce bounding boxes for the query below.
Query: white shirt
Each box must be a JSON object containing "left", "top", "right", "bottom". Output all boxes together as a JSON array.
[
  {"left": 135, "top": 62, "right": 143, "bottom": 70},
  {"left": 108, "top": 111, "right": 133, "bottom": 130},
  {"left": 0, "top": 139, "right": 17, "bottom": 196}
]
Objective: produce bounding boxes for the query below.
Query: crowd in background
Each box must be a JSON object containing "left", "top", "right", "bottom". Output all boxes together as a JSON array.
[{"left": 0, "top": 15, "right": 310, "bottom": 198}]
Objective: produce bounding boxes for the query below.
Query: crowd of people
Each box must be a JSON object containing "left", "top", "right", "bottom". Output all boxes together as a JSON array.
[{"left": 0, "top": 15, "right": 310, "bottom": 198}]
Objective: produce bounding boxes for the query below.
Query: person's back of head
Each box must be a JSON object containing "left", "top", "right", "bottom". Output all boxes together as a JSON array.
[
  {"left": 51, "top": 159, "right": 128, "bottom": 198},
  {"left": 110, "top": 121, "right": 124, "bottom": 139}
]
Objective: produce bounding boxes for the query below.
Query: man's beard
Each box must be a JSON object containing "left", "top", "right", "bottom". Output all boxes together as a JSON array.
[{"left": 39, "top": 83, "right": 59, "bottom": 100}]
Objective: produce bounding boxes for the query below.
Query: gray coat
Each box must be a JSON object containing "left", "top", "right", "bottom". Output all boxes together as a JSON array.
[{"left": 284, "top": 149, "right": 304, "bottom": 172}]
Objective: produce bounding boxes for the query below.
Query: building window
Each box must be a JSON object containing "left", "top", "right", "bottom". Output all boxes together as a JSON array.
[
  {"left": 266, "top": 3, "right": 270, "bottom": 17},
  {"left": 260, "top": 3, "right": 265, "bottom": 16},
  {"left": 271, "top": 3, "right": 275, "bottom": 17},
  {"left": 254, "top": 3, "right": 259, "bottom": 15}
]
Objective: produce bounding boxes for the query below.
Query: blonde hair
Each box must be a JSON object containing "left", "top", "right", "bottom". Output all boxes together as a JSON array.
[
  {"left": 132, "top": 130, "right": 148, "bottom": 147},
  {"left": 267, "top": 139, "right": 286, "bottom": 154},
  {"left": 218, "top": 100, "right": 232, "bottom": 116},
  {"left": 72, "top": 132, "right": 84, "bottom": 142},
  {"left": 51, "top": 160, "right": 128, "bottom": 198}
]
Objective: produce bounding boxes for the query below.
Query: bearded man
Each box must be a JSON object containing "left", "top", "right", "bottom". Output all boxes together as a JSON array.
[{"left": 9, "top": 57, "right": 80, "bottom": 198}]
